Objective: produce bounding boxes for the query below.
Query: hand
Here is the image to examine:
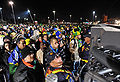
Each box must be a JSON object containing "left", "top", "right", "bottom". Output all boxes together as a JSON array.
[{"left": 50, "top": 56, "right": 63, "bottom": 67}]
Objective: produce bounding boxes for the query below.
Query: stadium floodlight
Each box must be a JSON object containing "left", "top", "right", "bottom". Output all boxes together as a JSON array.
[
  {"left": 27, "top": 9, "right": 30, "bottom": 13},
  {"left": 9, "top": 1, "right": 14, "bottom": 5}
]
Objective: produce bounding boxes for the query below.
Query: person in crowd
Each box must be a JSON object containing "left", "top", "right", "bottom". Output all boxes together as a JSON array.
[
  {"left": 80, "top": 34, "right": 91, "bottom": 82},
  {"left": 36, "top": 42, "right": 46, "bottom": 69},
  {"left": 0, "top": 23, "right": 91, "bottom": 82},
  {"left": 1, "top": 36, "right": 12, "bottom": 64},
  {"left": 80, "top": 34, "right": 91, "bottom": 64},
  {"left": 45, "top": 36, "right": 74, "bottom": 82},
  {"left": 76, "top": 34, "right": 82, "bottom": 48},
  {"left": 2, "top": 41, "right": 12, "bottom": 67},
  {"left": 69, "top": 38, "right": 81, "bottom": 79},
  {"left": 43, "top": 34, "right": 49, "bottom": 48},
  {"left": 35, "top": 34, "right": 43, "bottom": 50},
  {"left": 13, "top": 46, "right": 45, "bottom": 82},
  {"left": 8, "top": 37, "right": 26, "bottom": 75},
  {"left": 0, "top": 41, "right": 12, "bottom": 82}
]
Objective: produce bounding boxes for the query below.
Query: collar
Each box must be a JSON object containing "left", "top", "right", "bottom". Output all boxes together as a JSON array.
[{"left": 16, "top": 46, "right": 20, "bottom": 51}]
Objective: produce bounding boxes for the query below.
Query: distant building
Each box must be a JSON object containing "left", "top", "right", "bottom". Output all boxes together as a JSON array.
[{"left": 108, "top": 17, "right": 120, "bottom": 24}]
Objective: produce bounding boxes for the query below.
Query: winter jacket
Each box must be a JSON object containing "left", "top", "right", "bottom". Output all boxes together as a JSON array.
[
  {"left": 13, "top": 59, "right": 45, "bottom": 82},
  {"left": 8, "top": 46, "right": 22, "bottom": 75}
]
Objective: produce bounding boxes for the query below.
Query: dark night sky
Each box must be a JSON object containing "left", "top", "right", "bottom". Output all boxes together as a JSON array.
[{"left": 0, "top": 0, "right": 120, "bottom": 22}]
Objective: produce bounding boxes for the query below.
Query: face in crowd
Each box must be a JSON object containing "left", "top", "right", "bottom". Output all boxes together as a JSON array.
[
  {"left": 84, "top": 37, "right": 90, "bottom": 44},
  {"left": 51, "top": 39, "right": 59, "bottom": 49},
  {"left": 24, "top": 53, "right": 34, "bottom": 63},
  {"left": 38, "top": 36, "right": 42, "bottom": 42},
  {"left": 77, "top": 35, "right": 81, "bottom": 39},
  {"left": 17, "top": 39, "right": 26, "bottom": 50},
  {"left": 43, "top": 35, "right": 48, "bottom": 42},
  {"left": 4, "top": 42, "right": 11, "bottom": 51},
  {"left": 50, "top": 38, "right": 63, "bottom": 67},
  {"left": 40, "top": 42, "right": 44, "bottom": 51}
]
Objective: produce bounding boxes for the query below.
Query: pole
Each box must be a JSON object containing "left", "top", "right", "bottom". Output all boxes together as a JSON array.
[
  {"left": 93, "top": 11, "right": 95, "bottom": 23},
  {"left": 29, "top": 12, "right": 34, "bottom": 23},
  {"left": 54, "top": 13, "right": 55, "bottom": 22},
  {"left": 80, "top": 17, "right": 82, "bottom": 24},
  {"left": 1, "top": 10, "right": 3, "bottom": 21},
  {"left": 48, "top": 17, "right": 50, "bottom": 24},
  {"left": 53, "top": 12, "right": 55, "bottom": 23},
  {"left": 33, "top": 14, "right": 36, "bottom": 21},
  {"left": 95, "top": 15, "right": 97, "bottom": 21},
  {"left": 70, "top": 15, "right": 72, "bottom": 23},
  {"left": 0, "top": 8, "right": 3, "bottom": 21},
  {"left": 53, "top": 11, "right": 56, "bottom": 23},
  {"left": 11, "top": 4, "right": 16, "bottom": 24},
  {"left": 28, "top": 9, "right": 34, "bottom": 23}
]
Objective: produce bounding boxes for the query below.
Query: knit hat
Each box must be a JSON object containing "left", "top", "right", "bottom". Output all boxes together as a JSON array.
[{"left": 21, "top": 46, "right": 34, "bottom": 59}]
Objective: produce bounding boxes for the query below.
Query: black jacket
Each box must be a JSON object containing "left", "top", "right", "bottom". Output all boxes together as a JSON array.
[
  {"left": 0, "top": 49, "right": 10, "bottom": 82},
  {"left": 13, "top": 59, "right": 45, "bottom": 82},
  {"left": 2, "top": 51, "right": 11, "bottom": 67}
]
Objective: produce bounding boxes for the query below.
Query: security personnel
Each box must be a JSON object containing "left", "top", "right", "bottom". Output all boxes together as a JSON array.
[
  {"left": 80, "top": 34, "right": 91, "bottom": 82},
  {"left": 80, "top": 34, "right": 90, "bottom": 64},
  {"left": 45, "top": 36, "right": 74, "bottom": 82}
]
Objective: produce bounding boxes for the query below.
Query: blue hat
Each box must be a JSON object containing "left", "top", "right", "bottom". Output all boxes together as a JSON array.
[
  {"left": 53, "top": 28, "right": 58, "bottom": 31},
  {"left": 56, "top": 31, "right": 61, "bottom": 36}
]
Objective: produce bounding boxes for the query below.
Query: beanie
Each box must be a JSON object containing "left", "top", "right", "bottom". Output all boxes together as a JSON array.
[{"left": 21, "top": 46, "right": 34, "bottom": 59}]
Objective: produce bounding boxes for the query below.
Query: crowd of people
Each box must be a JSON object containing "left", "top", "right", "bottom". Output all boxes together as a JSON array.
[{"left": 0, "top": 23, "right": 91, "bottom": 82}]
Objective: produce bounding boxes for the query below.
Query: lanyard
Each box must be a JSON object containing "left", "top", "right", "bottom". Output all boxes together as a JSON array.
[{"left": 50, "top": 45, "right": 58, "bottom": 53}]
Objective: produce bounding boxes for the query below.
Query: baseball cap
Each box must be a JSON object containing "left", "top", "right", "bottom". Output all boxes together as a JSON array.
[{"left": 83, "top": 34, "right": 91, "bottom": 38}]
